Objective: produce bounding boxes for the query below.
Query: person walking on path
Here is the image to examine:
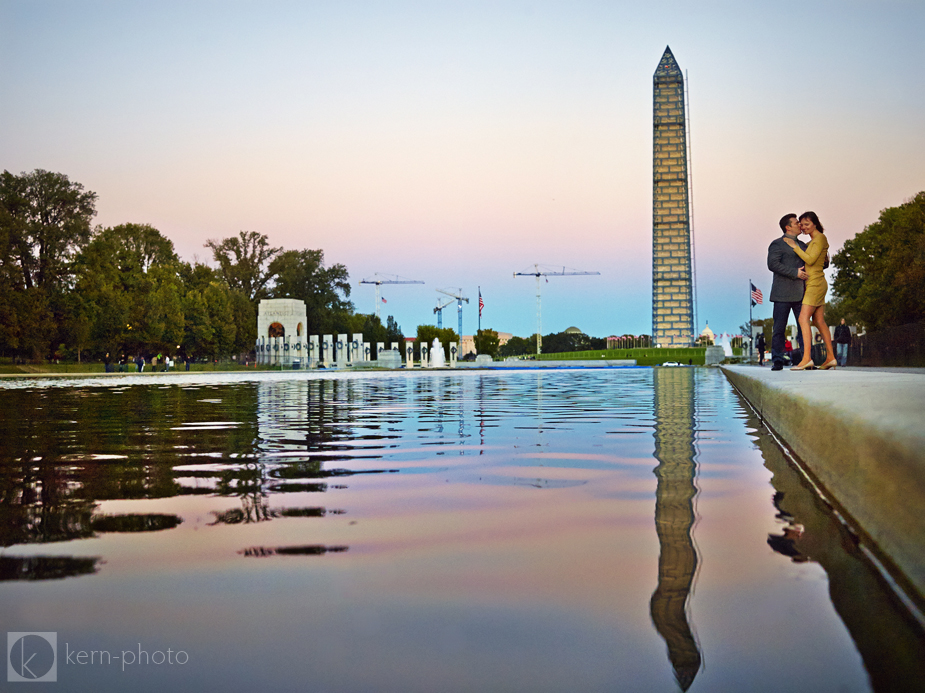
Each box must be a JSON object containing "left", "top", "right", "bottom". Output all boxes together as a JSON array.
[
  {"left": 784, "top": 211, "right": 837, "bottom": 371},
  {"left": 756, "top": 332, "right": 766, "bottom": 366},
  {"left": 767, "top": 213, "right": 809, "bottom": 371},
  {"left": 834, "top": 318, "right": 852, "bottom": 367}
]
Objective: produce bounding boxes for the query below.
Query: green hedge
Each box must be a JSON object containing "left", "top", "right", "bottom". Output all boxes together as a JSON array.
[{"left": 535, "top": 347, "right": 707, "bottom": 366}]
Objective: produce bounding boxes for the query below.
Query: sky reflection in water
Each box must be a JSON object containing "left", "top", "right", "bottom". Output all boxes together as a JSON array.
[{"left": 0, "top": 368, "right": 922, "bottom": 692}]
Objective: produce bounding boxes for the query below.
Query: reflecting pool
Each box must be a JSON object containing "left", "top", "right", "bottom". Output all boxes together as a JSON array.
[{"left": 1, "top": 368, "right": 922, "bottom": 691}]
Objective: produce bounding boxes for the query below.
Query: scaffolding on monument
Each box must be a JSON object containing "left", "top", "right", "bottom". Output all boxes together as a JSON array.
[{"left": 685, "top": 69, "right": 699, "bottom": 346}]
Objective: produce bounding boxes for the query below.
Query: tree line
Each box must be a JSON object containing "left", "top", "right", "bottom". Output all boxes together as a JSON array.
[
  {"left": 474, "top": 330, "right": 652, "bottom": 358},
  {"left": 829, "top": 191, "right": 925, "bottom": 331},
  {"left": 0, "top": 169, "right": 403, "bottom": 362}
]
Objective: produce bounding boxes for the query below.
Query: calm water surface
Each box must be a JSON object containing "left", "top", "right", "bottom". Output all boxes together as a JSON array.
[{"left": 1, "top": 368, "right": 922, "bottom": 692}]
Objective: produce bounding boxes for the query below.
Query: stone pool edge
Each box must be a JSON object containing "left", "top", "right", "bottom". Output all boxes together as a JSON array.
[{"left": 720, "top": 365, "right": 925, "bottom": 607}]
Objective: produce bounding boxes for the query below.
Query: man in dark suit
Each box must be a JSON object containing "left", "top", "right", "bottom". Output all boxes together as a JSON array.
[{"left": 767, "top": 214, "right": 808, "bottom": 370}]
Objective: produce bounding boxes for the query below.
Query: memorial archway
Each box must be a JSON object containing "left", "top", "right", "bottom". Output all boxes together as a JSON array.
[{"left": 256, "top": 299, "right": 309, "bottom": 366}]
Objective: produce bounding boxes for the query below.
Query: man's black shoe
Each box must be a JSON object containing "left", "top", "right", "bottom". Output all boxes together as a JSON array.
[{"left": 771, "top": 362, "right": 784, "bottom": 371}]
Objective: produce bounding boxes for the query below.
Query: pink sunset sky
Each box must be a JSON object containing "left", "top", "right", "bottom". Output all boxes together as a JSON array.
[{"left": 2, "top": 1, "right": 923, "bottom": 339}]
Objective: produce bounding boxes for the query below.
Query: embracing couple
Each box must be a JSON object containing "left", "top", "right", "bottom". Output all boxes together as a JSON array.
[{"left": 766, "top": 211, "right": 836, "bottom": 371}]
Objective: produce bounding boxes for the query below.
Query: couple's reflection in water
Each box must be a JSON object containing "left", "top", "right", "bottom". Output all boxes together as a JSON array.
[
  {"left": 649, "top": 368, "right": 925, "bottom": 692},
  {"left": 743, "top": 393, "right": 925, "bottom": 693}
]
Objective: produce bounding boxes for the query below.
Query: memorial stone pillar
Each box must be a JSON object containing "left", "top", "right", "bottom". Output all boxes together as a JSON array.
[
  {"left": 309, "top": 336, "right": 319, "bottom": 368},
  {"left": 337, "top": 334, "right": 348, "bottom": 367}
]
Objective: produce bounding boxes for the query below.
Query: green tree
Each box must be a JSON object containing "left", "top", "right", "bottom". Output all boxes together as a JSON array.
[
  {"left": 72, "top": 228, "right": 131, "bottom": 356},
  {"left": 179, "top": 263, "right": 250, "bottom": 359},
  {"left": 385, "top": 315, "right": 403, "bottom": 344},
  {"left": 0, "top": 170, "right": 97, "bottom": 359},
  {"left": 143, "top": 266, "right": 186, "bottom": 354},
  {"left": 60, "top": 289, "right": 94, "bottom": 362},
  {"left": 228, "top": 289, "right": 256, "bottom": 354},
  {"left": 416, "top": 325, "right": 459, "bottom": 358},
  {"left": 17, "top": 288, "right": 56, "bottom": 361},
  {"left": 832, "top": 192, "right": 925, "bottom": 331},
  {"left": 344, "top": 313, "right": 387, "bottom": 347},
  {"left": 474, "top": 328, "right": 499, "bottom": 357},
  {"left": 268, "top": 248, "right": 352, "bottom": 334},
  {"left": 498, "top": 335, "right": 533, "bottom": 358},
  {"left": 206, "top": 231, "right": 281, "bottom": 302},
  {"left": 97, "top": 223, "right": 178, "bottom": 273},
  {"left": 0, "top": 169, "right": 97, "bottom": 291},
  {"left": 0, "top": 216, "right": 22, "bottom": 353},
  {"left": 182, "top": 289, "right": 213, "bottom": 359},
  {"left": 72, "top": 223, "right": 183, "bottom": 358},
  {"left": 541, "top": 330, "right": 590, "bottom": 353},
  {"left": 179, "top": 261, "right": 219, "bottom": 294},
  {"left": 204, "top": 283, "right": 237, "bottom": 357}
]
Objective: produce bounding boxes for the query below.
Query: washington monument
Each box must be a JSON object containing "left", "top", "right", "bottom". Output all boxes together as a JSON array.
[{"left": 652, "top": 46, "right": 695, "bottom": 347}]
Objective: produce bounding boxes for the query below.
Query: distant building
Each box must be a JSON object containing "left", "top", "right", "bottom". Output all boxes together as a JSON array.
[
  {"left": 652, "top": 46, "right": 695, "bottom": 348},
  {"left": 564, "top": 326, "right": 584, "bottom": 335},
  {"left": 462, "top": 332, "right": 512, "bottom": 356}
]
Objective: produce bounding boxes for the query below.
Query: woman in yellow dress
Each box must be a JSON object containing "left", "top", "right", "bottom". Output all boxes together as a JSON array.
[{"left": 783, "top": 211, "right": 837, "bottom": 370}]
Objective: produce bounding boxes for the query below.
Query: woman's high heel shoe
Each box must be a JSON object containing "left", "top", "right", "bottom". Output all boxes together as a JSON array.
[
  {"left": 818, "top": 359, "right": 838, "bottom": 370},
  {"left": 790, "top": 362, "right": 816, "bottom": 371}
]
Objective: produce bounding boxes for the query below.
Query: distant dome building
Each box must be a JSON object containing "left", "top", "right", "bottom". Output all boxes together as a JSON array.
[
  {"left": 564, "top": 326, "right": 584, "bottom": 335},
  {"left": 699, "top": 322, "right": 715, "bottom": 345}
]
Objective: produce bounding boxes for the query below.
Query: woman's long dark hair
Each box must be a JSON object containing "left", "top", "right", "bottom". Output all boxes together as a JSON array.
[{"left": 799, "top": 211, "right": 824, "bottom": 232}]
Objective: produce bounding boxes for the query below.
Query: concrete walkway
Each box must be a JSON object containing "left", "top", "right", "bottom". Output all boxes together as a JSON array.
[{"left": 721, "top": 364, "right": 925, "bottom": 605}]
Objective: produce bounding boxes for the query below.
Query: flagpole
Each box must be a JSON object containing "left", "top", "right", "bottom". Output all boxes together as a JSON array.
[
  {"left": 478, "top": 286, "right": 481, "bottom": 334},
  {"left": 749, "top": 279, "right": 753, "bottom": 361},
  {"left": 477, "top": 286, "right": 481, "bottom": 353}
]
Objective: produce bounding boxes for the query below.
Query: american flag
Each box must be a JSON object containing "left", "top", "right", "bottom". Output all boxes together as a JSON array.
[
  {"left": 478, "top": 290, "right": 484, "bottom": 317},
  {"left": 750, "top": 282, "right": 763, "bottom": 306},
  {"left": 381, "top": 297, "right": 387, "bottom": 304}
]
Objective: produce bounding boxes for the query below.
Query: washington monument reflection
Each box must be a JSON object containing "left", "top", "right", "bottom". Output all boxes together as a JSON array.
[{"left": 650, "top": 367, "right": 702, "bottom": 690}]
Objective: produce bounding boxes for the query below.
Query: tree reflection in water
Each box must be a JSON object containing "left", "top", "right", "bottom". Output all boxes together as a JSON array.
[
  {"left": 0, "top": 555, "right": 102, "bottom": 581},
  {"left": 650, "top": 367, "right": 702, "bottom": 691}
]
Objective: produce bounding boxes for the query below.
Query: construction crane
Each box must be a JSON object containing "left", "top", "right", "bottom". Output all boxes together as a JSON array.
[
  {"left": 513, "top": 264, "right": 600, "bottom": 355},
  {"left": 436, "top": 288, "right": 469, "bottom": 341},
  {"left": 433, "top": 297, "right": 454, "bottom": 329},
  {"left": 359, "top": 273, "right": 424, "bottom": 319}
]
